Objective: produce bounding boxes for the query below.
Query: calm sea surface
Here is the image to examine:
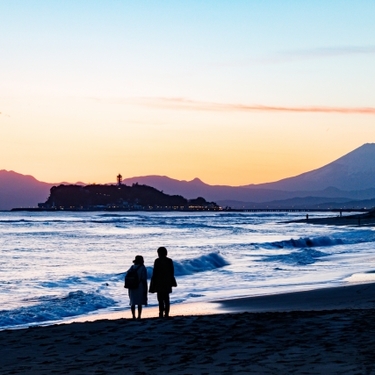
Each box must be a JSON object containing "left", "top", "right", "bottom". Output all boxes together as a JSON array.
[{"left": 1, "top": 210, "right": 375, "bottom": 330}]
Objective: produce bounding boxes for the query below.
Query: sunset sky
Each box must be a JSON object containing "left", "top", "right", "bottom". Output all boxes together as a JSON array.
[{"left": 1, "top": 1, "right": 375, "bottom": 186}]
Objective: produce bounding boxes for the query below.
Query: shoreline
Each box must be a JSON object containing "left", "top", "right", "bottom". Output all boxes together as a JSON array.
[
  {"left": 215, "top": 281, "right": 375, "bottom": 312},
  {"left": 9, "top": 207, "right": 368, "bottom": 213},
  {"left": 65, "top": 281, "right": 375, "bottom": 324},
  {"left": 2, "top": 282, "right": 375, "bottom": 373},
  {"left": 287, "top": 210, "right": 375, "bottom": 226}
]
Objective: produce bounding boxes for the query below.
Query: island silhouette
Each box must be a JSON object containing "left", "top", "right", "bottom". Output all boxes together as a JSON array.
[{"left": 36, "top": 182, "right": 219, "bottom": 211}]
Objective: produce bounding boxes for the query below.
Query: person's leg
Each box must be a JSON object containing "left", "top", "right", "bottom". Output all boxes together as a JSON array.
[
  {"left": 137, "top": 305, "right": 142, "bottom": 319},
  {"left": 157, "top": 292, "right": 164, "bottom": 317},
  {"left": 164, "top": 293, "right": 170, "bottom": 317},
  {"left": 131, "top": 304, "right": 136, "bottom": 319}
]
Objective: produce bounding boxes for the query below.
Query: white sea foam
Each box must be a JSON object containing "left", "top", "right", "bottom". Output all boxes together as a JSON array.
[
  {"left": 1, "top": 210, "right": 375, "bottom": 329},
  {"left": 0, "top": 291, "right": 116, "bottom": 330}
]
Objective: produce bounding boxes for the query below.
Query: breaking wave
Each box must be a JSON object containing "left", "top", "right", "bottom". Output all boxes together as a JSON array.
[
  {"left": 262, "top": 248, "right": 329, "bottom": 266},
  {"left": 0, "top": 291, "right": 116, "bottom": 329},
  {"left": 263, "top": 236, "right": 343, "bottom": 249},
  {"left": 172, "top": 252, "right": 229, "bottom": 276}
]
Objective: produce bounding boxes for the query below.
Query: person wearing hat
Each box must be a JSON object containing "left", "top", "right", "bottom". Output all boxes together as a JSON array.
[{"left": 126, "top": 255, "right": 148, "bottom": 319}]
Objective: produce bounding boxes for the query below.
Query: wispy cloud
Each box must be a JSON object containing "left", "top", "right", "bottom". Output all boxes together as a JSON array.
[
  {"left": 130, "top": 97, "right": 375, "bottom": 115},
  {"left": 279, "top": 45, "right": 375, "bottom": 61},
  {"left": 219, "top": 45, "right": 375, "bottom": 66}
]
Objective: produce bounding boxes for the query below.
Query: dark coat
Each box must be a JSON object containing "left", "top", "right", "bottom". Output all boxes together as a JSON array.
[{"left": 149, "top": 256, "right": 177, "bottom": 294}]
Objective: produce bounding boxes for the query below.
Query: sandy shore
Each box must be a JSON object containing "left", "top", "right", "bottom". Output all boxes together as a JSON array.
[{"left": 2, "top": 283, "right": 375, "bottom": 374}]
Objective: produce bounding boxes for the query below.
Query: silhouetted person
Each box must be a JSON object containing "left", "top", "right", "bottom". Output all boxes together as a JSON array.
[
  {"left": 149, "top": 246, "right": 177, "bottom": 318},
  {"left": 126, "top": 255, "right": 148, "bottom": 319}
]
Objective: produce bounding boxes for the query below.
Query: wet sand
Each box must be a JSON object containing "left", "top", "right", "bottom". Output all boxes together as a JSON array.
[{"left": 1, "top": 282, "right": 375, "bottom": 374}]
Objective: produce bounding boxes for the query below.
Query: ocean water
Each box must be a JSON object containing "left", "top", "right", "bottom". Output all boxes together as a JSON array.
[{"left": 1, "top": 210, "right": 375, "bottom": 330}]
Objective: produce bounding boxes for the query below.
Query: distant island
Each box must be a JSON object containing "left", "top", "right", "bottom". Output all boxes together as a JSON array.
[{"left": 30, "top": 182, "right": 220, "bottom": 211}]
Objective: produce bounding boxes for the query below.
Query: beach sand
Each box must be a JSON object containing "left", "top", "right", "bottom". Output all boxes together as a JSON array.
[{"left": 1, "top": 283, "right": 375, "bottom": 374}]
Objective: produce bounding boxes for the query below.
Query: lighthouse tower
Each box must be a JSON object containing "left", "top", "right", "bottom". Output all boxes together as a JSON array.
[{"left": 117, "top": 174, "right": 122, "bottom": 186}]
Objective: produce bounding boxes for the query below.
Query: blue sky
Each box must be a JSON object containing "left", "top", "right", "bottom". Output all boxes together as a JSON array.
[{"left": 1, "top": 1, "right": 374, "bottom": 184}]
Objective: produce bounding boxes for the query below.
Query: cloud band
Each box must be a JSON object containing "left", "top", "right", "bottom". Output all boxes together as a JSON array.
[{"left": 132, "top": 97, "right": 375, "bottom": 115}]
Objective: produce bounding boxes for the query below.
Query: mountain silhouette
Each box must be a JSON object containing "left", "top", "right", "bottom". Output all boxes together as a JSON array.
[
  {"left": 0, "top": 170, "right": 53, "bottom": 210},
  {"left": 2, "top": 143, "right": 375, "bottom": 210},
  {"left": 123, "top": 144, "right": 375, "bottom": 207},
  {"left": 247, "top": 143, "right": 375, "bottom": 191}
]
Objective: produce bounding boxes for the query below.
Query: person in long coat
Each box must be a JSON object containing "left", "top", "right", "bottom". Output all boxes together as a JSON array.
[
  {"left": 149, "top": 246, "right": 177, "bottom": 318},
  {"left": 127, "top": 255, "right": 148, "bottom": 319}
]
